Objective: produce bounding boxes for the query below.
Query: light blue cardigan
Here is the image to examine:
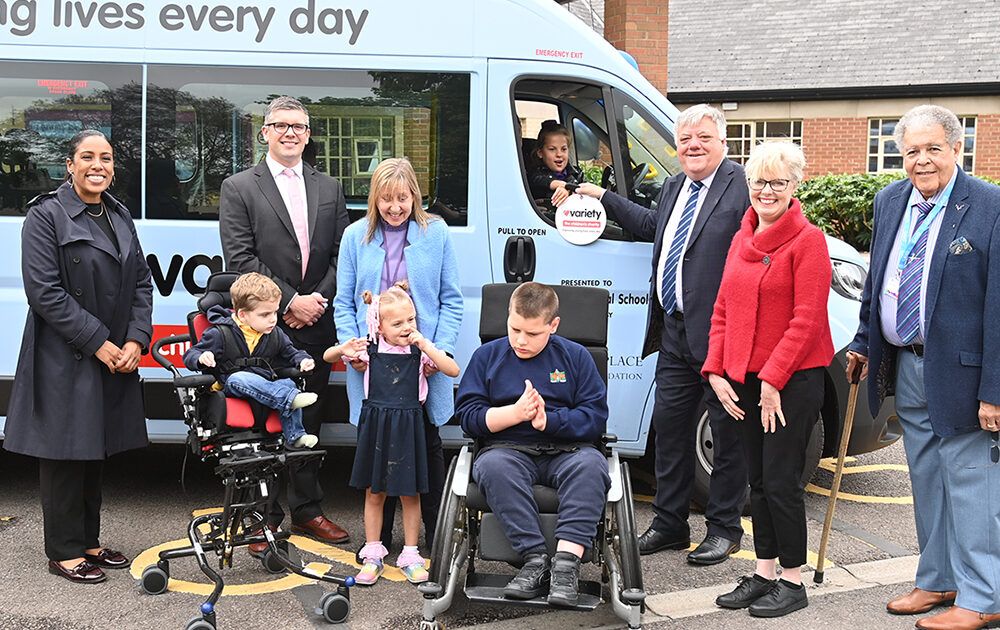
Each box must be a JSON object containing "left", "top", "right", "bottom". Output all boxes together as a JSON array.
[{"left": 333, "top": 217, "right": 463, "bottom": 426}]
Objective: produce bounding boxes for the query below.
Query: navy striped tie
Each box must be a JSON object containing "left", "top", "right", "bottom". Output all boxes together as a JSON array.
[
  {"left": 895, "top": 201, "right": 934, "bottom": 343},
  {"left": 662, "top": 180, "right": 703, "bottom": 314}
]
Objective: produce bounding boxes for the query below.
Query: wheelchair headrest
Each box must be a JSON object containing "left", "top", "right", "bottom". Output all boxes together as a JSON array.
[
  {"left": 478, "top": 283, "right": 608, "bottom": 346},
  {"left": 197, "top": 271, "right": 240, "bottom": 313}
]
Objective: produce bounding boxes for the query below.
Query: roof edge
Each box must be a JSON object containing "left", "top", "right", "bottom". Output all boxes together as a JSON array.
[{"left": 668, "top": 82, "right": 1000, "bottom": 104}]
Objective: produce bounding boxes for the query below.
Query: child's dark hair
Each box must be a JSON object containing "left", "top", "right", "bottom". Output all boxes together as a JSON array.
[
  {"left": 536, "top": 119, "right": 571, "bottom": 147},
  {"left": 510, "top": 282, "right": 559, "bottom": 323},
  {"left": 231, "top": 272, "right": 282, "bottom": 312}
]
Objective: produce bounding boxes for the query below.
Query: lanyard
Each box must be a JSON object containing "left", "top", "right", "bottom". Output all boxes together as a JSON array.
[{"left": 896, "top": 176, "right": 956, "bottom": 270}]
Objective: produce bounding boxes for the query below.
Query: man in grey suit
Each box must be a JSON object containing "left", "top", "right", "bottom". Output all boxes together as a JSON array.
[
  {"left": 578, "top": 104, "right": 749, "bottom": 565},
  {"left": 220, "top": 96, "right": 350, "bottom": 546},
  {"left": 847, "top": 105, "right": 1000, "bottom": 630}
]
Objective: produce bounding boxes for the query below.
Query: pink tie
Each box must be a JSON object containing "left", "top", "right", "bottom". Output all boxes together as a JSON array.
[{"left": 281, "top": 168, "right": 310, "bottom": 278}]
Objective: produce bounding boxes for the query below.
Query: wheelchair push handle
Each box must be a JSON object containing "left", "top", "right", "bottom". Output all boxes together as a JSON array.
[{"left": 151, "top": 333, "right": 191, "bottom": 375}]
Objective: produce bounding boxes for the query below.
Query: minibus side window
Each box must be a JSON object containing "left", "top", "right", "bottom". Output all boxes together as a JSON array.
[
  {"left": 145, "top": 67, "right": 470, "bottom": 224},
  {"left": 611, "top": 90, "right": 680, "bottom": 212},
  {"left": 0, "top": 63, "right": 142, "bottom": 217}
]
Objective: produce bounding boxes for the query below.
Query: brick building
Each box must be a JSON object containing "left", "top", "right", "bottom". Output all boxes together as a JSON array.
[{"left": 560, "top": 0, "right": 1000, "bottom": 179}]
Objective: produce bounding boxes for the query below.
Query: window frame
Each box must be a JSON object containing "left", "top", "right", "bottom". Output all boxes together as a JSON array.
[
  {"left": 867, "top": 116, "right": 977, "bottom": 174},
  {"left": 725, "top": 120, "right": 803, "bottom": 164}
]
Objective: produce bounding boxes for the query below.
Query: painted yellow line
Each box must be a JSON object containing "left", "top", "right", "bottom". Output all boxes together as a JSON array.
[
  {"left": 0, "top": 516, "right": 14, "bottom": 522},
  {"left": 817, "top": 461, "right": 910, "bottom": 474},
  {"left": 805, "top": 483, "right": 913, "bottom": 505}
]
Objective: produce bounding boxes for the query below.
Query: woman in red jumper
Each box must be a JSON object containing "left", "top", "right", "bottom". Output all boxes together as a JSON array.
[{"left": 704, "top": 141, "right": 833, "bottom": 618}]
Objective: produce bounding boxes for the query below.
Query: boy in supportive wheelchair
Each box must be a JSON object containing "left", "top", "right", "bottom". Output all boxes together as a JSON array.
[
  {"left": 183, "top": 272, "right": 319, "bottom": 449},
  {"left": 455, "top": 282, "right": 611, "bottom": 608}
]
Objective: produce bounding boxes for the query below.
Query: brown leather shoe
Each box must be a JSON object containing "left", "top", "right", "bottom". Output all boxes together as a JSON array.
[
  {"left": 887, "top": 588, "right": 957, "bottom": 615},
  {"left": 84, "top": 548, "right": 130, "bottom": 569},
  {"left": 48, "top": 560, "right": 107, "bottom": 584},
  {"left": 915, "top": 606, "right": 1000, "bottom": 630},
  {"left": 248, "top": 524, "right": 280, "bottom": 556},
  {"left": 291, "top": 516, "right": 350, "bottom": 544}
]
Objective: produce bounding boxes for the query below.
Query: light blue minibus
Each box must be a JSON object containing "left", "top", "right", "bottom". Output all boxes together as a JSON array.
[{"left": 0, "top": 0, "right": 897, "bottom": 501}]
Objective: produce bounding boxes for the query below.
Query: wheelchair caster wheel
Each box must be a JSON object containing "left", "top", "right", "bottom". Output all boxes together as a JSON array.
[
  {"left": 316, "top": 592, "right": 350, "bottom": 624},
  {"left": 141, "top": 565, "right": 169, "bottom": 595},
  {"left": 184, "top": 617, "right": 215, "bottom": 630},
  {"left": 260, "top": 549, "right": 286, "bottom": 574},
  {"left": 419, "top": 621, "right": 444, "bottom": 630}
]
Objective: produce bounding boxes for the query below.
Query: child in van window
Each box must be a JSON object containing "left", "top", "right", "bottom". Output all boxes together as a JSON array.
[
  {"left": 454, "top": 282, "right": 611, "bottom": 608},
  {"left": 183, "top": 272, "right": 319, "bottom": 449},
  {"left": 528, "top": 120, "right": 585, "bottom": 207},
  {"left": 324, "top": 282, "right": 459, "bottom": 586}
]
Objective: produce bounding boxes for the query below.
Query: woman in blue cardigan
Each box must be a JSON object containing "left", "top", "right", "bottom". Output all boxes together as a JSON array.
[{"left": 334, "top": 157, "right": 463, "bottom": 551}]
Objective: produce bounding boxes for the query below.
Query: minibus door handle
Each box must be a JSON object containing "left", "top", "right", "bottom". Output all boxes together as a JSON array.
[{"left": 503, "top": 236, "right": 536, "bottom": 283}]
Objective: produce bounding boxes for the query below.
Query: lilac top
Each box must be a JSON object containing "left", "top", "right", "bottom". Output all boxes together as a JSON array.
[
  {"left": 345, "top": 337, "right": 435, "bottom": 402},
  {"left": 379, "top": 220, "right": 409, "bottom": 291}
]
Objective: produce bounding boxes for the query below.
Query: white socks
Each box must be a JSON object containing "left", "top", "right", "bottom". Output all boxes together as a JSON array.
[
  {"left": 293, "top": 434, "right": 318, "bottom": 448},
  {"left": 291, "top": 392, "right": 318, "bottom": 409}
]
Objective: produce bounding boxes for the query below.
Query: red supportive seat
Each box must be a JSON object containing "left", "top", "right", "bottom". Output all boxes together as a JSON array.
[{"left": 224, "top": 398, "right": 282, "bottom": 434}]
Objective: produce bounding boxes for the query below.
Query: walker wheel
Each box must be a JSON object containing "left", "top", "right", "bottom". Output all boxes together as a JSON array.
[
  {"left": 317, "top": 591, "right": 350, "bottom": 624},
  {"left": 418, "top": 621, "right": 444, "bottom": 630},
  {"left": 260, "top": 549, "right": 286, "bottom": 574},
  {"left": 184, "top": 618, "right": 215, "bottom": 630},
  {"left": 141, "top": 564, "right": 169, "bottom": 595}
]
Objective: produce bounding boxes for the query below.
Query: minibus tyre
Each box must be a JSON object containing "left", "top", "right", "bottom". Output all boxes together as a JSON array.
[
  {"left": 691, "top": 406, "right": 824, "bottom": 514},
  {"left": 429, "top": 455, "right": 466, "bottom": 588}
]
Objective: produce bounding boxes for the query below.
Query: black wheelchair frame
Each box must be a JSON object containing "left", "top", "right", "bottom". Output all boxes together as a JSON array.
[{"left": 142, "top": 272, "right": 354, "bottom": 630}]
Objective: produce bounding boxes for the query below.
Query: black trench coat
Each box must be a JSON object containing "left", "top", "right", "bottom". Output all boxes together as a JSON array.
[{"left": 3, "top": 182, "right": 153, "bottom": 460}]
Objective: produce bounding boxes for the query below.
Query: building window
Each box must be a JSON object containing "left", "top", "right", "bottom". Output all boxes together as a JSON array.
[
  {"left": 726, "top": 121, "right": 802, "bottom": 164},
  {"left": 868, "top": 117, "right": 976, "bottom": 173}
]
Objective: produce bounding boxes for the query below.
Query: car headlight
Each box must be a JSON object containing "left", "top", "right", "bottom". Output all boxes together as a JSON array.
[{"left": 831, "top": 259, "right": 866, "bottom": 301}]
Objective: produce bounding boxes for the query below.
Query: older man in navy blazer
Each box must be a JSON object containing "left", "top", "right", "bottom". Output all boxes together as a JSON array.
[
  {"left": 578, "top": 104, "right": 749, "bottom": 565},
  {"left": 847, "top": 105, "right": 1000, "bottom": 630}
]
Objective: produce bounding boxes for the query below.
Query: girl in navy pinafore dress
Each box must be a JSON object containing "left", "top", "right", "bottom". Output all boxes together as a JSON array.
[{"left": 325, "top": 283, "right": 459, "bottom": 586}]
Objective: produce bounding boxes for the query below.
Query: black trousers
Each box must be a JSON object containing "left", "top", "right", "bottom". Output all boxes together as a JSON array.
[
  {"left": 650, "top": 314, "right": 747, "bottom": 541},
  {"left": 730, "top": 368, "right": 824, "bottom": 568},
  {"left": 268, "top": 341, "right": 333, "bottom": 525},
  {"left": 379, "top": 411, "right": 446, "bottom": 546},
  {"left": 38, "top": 458, "right": 104, "bottom": 562}
]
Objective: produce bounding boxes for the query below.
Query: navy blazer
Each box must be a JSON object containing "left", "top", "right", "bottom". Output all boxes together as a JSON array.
[
  {"left": 849, "top": 169, "right": 1000, "bottom": 436},
  {"left": 600, "top": 159, "right": 748, "bottom": 362}
]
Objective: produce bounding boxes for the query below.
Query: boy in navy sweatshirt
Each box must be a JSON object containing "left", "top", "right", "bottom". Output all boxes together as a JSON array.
[{"left": 455, "top": 282, "right": 610, "bottom": 608}]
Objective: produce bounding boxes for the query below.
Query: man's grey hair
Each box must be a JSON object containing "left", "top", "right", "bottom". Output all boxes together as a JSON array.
[
  {"left": 676, "top": 104, "right": 728, "bottom": 140},
  {"left": 893, "top": 105, "right": 962, "bottom": 151},
  {"left": 264, "top": 96, "right": 309, "bottom": 123}
]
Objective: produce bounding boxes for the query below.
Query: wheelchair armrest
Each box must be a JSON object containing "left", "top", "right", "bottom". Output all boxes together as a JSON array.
[
  {"left": 174, "top": 373, "right": 217, "bottom": 389},
  {"left": 598, "top": 433, "right": 618, "bottom": 456},
  {"left": 274, "top": 367, "right": 303, "bottom": 379}
]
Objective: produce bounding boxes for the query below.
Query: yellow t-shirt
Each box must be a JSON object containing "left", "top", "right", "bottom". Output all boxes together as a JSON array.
[{"left": 211, "top": 313, "right": 264, "bottom": 391}]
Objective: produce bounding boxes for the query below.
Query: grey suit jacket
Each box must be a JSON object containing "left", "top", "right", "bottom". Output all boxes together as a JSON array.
[
  {"left": 219, "top": 160, "right": 349, "bottom": 346},
  {"left": 600, "top": 159, "right": 748, "bottom": 362}
]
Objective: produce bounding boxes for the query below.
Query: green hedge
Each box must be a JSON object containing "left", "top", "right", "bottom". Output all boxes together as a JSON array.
[{"left": 797, "top": 172, "right": 1000, "bottom": 251}]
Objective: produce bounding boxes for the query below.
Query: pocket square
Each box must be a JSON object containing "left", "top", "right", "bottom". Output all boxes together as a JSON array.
[{"left": 949, "top": 237, "right": 973, "bottom": 255}]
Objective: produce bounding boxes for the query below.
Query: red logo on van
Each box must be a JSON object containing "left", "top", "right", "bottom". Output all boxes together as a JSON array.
[{"left": 142, "top": 325, "right": 190, "bottom": 369}]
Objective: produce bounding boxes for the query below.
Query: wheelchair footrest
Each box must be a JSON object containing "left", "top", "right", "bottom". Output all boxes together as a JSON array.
[{"left": 463, "top": 571, "right": 601, "bottom": 610}]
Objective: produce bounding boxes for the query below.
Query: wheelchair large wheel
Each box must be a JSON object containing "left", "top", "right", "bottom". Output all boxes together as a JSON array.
[
  {"left": 614, "top": 462, "right": 643, "bottom": 594},
  {"left": 429, "top": 455, "right": 467, "bottom": 587}
]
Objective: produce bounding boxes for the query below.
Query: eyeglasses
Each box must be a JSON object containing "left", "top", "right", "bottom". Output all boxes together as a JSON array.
[
  {"left": 991, "top": 430, "right": 998, "bottom": 464},
  {"left": 264, "top": 122, "right": 310, "bottom": 135},
  {"left": 748, "top": 178, "right": 792, "bottom": 192}
]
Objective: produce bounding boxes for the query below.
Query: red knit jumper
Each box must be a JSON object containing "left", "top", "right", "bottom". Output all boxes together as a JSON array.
[{"left": 702, "top": 199, "right": 834, "bottom": 389}]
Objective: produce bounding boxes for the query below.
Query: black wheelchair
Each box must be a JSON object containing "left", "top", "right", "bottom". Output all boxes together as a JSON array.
[
  {"left": 144, "top": 271, "right": 354, "bottom": 630},
  {"left": 418, "top": 283, "right": 645, "bottom": 629}
]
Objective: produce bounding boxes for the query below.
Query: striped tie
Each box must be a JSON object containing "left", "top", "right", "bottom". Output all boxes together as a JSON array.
[
  {"left": 895, "top": 201, "right": 934, "bottom": 343},
  {"left": 661, "top": 180, "right": 703, "bottom": 314}
]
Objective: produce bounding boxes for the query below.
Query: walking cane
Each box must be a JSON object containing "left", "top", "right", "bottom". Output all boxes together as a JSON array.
[{"left": 814, "top": 361, "right": 864, "bottom": 584}]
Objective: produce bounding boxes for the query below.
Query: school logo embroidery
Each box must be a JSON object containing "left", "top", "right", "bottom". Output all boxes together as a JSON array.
[{"left": 550, "top": 369, "right": 566, "bottom": 383}]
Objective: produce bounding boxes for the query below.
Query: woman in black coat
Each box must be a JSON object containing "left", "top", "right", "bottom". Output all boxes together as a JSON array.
[{"left": 3, "top": 130, "right": 153, "bottom": 584}]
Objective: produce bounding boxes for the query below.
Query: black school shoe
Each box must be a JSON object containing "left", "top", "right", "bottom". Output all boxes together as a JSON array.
[
  {"left": 716, "top": 574, "right": 776, "bottom": 609},
  {"left": 547, "top": 551, "right": 582, "bottom": 608},
  {"left": 503, "top": 553, "right": 550, "bottom": 600},
  {"left": 748, "top": 579, "right": 809, "bottom": 617}
]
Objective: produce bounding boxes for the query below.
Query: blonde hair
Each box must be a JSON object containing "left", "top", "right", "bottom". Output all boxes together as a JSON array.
[
  {"left": 230, "top": 272, "right": 282, "bottom": 312},
  {"left": 364, "top": 158, "right": 435, "bottom": 242},
  {"left": 744, "top": 141, "right": 807, "bottom": 183},
  {"left": 362, "top": 281, "right": 414, "bottom": 337}
]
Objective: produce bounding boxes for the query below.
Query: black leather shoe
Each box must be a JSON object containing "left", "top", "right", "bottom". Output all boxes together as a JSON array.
[
  {"left": 48, "top": 560, "right": 107, "bottom": 584},
  {"left": 687, "top": 535, "right": 739, "bottom": 565},
  {"left": 749, "top": 580, "right": 808, "bottom": 618},
  {"left": 547, "top": 551, "right": 581, "bottom": 608},
  {"left": 637, "top": 527, "right": 690, "bottom": 556},
  {"left": 716, "top": 574, "right": 776, "bottom": 609},
  {"left": 83, "top": 548, "right": 130, "bottom": 569},
  {"left": 503, "top": 553, "right": 550, "bottom": 600}
]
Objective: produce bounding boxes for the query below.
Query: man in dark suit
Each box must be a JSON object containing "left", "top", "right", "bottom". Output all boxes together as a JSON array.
[
  {"left": 847, "top": 105, "right": 1000, "bottom": 630},
  {"left": 578, "top": 104, "right": 749, "bottom": 565},
  {"left": 220, "top": 96, "right": 350, "bottom": 546}
]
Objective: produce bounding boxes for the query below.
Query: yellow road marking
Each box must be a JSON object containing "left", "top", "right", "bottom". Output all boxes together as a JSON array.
[
  {"left": 805, "top": 483, "right": 913, "bottom": 505},
  {"left": 0, "top": 516, "right": 14, "bottom": 522},
  {"left": 817, "top": 458, "right": 909, "bottom": 474}
]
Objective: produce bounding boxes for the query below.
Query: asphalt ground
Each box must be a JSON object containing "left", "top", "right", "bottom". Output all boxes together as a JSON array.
[{"left": 0, "top": 438, "right": 921, "bottom": 630}]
